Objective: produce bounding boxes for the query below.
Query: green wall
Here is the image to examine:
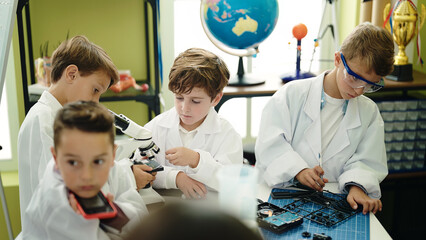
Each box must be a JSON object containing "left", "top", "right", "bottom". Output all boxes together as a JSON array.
[
  {"left": 16, "top": 0, "right": 154, "bottom": 125},
  {"left": 0, "top": 173, "right": 20, "bottom": 240}
]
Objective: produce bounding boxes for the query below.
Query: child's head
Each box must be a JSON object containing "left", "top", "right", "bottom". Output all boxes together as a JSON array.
[
  {"left": 50, "top": 35, "right": 119, "bottom": 103},
  {"left": 332, "top": 22, "right": 394, "bottom": 99},
  {"left": 51, "top": 101, "right": 116, "bottom": 198},
  {"left": 340, "top": 22, "right": 394, "bottom": 77},
  {"left": 125, "top": 203, "right": 262, "bottom": 240},
  {"left": 169, "top": 48, "right": 229, "bottom": 100},
  {"left": 168, "top": 48, "right": 230, "bottom": 131}
]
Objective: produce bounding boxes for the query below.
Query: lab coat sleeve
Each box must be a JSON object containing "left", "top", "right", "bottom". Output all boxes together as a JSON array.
[
  {"left": 105, "top": 163, "right": 148, "bottom": 237},
  {"left": 115, "top": 158, "right": 137, "bottom": 190},
  {"left": 187, "top": 126, "right": 243, "bottom": 191},
  {"left": 255, "top": 88, "right": 310, "bottom": 188},
  {"left": 338, "top": 108, "right": 388, "bottom": 199},
  {"left": 152, "top": 166, "right": 181, "bottom": 189}
]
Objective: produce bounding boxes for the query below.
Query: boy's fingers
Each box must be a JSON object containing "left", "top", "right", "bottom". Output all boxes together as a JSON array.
[
  {"left": 165, "top": 148, "right": 177, "bottom": 155},
  {"left": 347, "top": 196, "right": 358, "bottom": 210},
  {"left": 134, "top": 164, "right": 153, "bottom": 172},
  {"left": 313, "top": 166, "right": 325, "bottom": 176},
  {"left": 106, "top": 193, "right": 114, "bottom": 202},
  {"left": 68, "top": 193, "right": 79, "bottom": 213}
]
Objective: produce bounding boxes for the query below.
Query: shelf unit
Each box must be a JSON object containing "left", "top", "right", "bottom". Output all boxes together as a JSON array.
[{"left": 16, "top": 0, "right": 161, "bottom": 120}]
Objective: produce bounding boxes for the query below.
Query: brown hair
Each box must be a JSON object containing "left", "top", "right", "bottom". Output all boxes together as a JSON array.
[
  {"left": 168, "top": 48, "right": 230, "bottom": 100},
  {"left": 50, "top": 35, "right": 119, "bottom": 87},
  {"left": 125, "top": 203, "right": 262, "bottom": 240},
  {"left": 53, "top": 101, "right": 115, "bottom": 150},
  {"left": 340, "top": 22, "right": 394, "bottom": 76}
]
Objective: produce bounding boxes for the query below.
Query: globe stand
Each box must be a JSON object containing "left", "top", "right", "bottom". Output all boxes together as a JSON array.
[{"left": 228, "top": 57, "right": 265, "bottom": 86}]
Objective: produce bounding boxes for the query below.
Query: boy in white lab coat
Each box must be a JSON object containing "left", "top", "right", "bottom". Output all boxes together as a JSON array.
[
  {"left": 255, "top": 22, "right": 394, "bottom": 214},
  {"left": 22, "top": 101, "right": 147, "bottom": 240},
  {"left": 144, "top": 48, "right": 243, "bottom": 199},
  {"left": 18, "top": 35, "right": 155, "bottom": 224}
]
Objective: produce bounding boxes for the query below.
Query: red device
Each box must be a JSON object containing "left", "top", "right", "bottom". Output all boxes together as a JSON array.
[{"left": 74, "top": 191, "right": 117, "bottom": 219}]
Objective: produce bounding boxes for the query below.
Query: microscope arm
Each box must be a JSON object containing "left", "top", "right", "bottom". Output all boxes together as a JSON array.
[{"left": 109, "top": 110, "right": 159, "bottom": 160}]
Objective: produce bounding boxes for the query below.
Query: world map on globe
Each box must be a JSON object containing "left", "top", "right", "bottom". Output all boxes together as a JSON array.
[{"left": 201, "top": 0, "right": 279, "bottom": 52}]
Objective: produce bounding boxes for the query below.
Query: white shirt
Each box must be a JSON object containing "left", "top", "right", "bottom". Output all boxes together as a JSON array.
[
  {"left": 22, "top": 160, "right": 147, "bottom": 240},
  {"left": 321, "top": 92, "right": 345, "bottom": 154},
  {"left": 144, "top": 107, "right": 243, "bottom": 191},
  {"left": 255, "top": 72, "right": 388, "bottom": 198}
]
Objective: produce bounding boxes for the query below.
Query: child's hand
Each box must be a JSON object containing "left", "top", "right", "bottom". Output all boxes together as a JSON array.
[
  {"left": 132, "top": 164, "right": 157, "bottom": 190},
  {"left": 165, "top": 147, "right": 200, "bottom": 168},
  {"left": 295, "top": 166, "right": 329, "bottom": 191},
  {"left": 68, "top": 192, "right": 80, "bottom": 214},
  {"left": 347, "top": 185, "right": 382, "bottom": 215},
  {"left": 176, "top": 172, "right": 207, "bottom": 199}
]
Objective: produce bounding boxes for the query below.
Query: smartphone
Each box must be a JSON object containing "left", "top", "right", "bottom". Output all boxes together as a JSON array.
[
  {"left": 134, "top": 159, "right": 164, "bottom": 173},
  {"left": 74, "top": 191, "right": 117, "bottom": 219}
]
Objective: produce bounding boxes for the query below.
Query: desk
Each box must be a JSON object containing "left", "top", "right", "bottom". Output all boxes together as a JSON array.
[
  {"left": 216, "top": 70, "right": 426, "bottom": 111},
  {"left": 147, "top": 182, "right": 391, "bottom": 240}
]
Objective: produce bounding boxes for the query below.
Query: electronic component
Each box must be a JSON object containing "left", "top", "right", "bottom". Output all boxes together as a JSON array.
[
  {"left": 271, "top": 189, "right": 362, "bottom": 227},
  {"left": 257, "top": 202, "right": 303, "bottom": 233}
]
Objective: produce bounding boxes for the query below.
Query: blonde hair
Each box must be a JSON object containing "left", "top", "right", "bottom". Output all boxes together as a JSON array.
[
  {"left": 340, "top": 22, "right": 394, "bottom": 76},
  {"left": 51, "top": 35, "right": 119, "bottom": 87},
  {"left": 168, "top": 48, "right": 229, "bottom": 100}
]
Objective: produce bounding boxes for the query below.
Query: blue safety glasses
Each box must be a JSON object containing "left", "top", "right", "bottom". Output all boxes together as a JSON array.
[{"left": 340, "top": 53, "right": 384, "bottom": 93}]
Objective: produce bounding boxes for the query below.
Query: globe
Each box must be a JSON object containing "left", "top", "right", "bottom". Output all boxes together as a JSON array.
[
  {"left": 201, "top": 0, "right": 279, "bottom": 56},
  {"left": 200, "top": 0, "right": 279, "bottom": 85}
]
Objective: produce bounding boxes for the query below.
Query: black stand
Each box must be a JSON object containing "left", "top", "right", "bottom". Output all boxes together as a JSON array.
[
  {"left": 228, "top": 57, "right": 265, "bottom": 86},
  {"left": 387, "top": 64, "right": 413, "bottom": 82}
]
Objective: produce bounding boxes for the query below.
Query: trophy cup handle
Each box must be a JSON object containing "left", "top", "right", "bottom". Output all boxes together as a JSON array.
[
  {"left": 419, "top": 4, "right": 426, "bottom": 30},
  {"left": 383, "top": 3, "right": 391, "bottom": 32}
]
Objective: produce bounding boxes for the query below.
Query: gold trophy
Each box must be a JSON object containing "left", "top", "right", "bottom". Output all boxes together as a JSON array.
[{"left": 384, "top": 0, "right": 425, "bottom": 81}]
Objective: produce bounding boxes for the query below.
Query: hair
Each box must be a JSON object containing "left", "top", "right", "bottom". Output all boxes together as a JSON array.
[
  {"left": 340, "top": 22, "right": 395, "bottom": 76},
  {"left": 124, "top": 203, "right": 262, "bottom": 240},
  {"left": 53, "top": 101, "right": 115, "bottom": 150},
  {"left": 168, "top": 48, "right": 230, "bottom": 100},
  {"left": 50, "top": 35, "right": 119, "bottom": 87}
]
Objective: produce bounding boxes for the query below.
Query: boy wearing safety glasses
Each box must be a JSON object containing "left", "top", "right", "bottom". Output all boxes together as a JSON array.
[{"left": 255, "top": 22, "right": 394, "bottom": 215}]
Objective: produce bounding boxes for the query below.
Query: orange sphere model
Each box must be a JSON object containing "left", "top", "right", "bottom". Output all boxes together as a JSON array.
[{"left": 292, "top": 23, "right": 308, "bottom": 40}]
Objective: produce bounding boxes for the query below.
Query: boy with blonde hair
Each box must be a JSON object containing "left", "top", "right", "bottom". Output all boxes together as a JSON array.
[
  {"left": 22, "top": 101, "right": 147, "bottom": 239},
  {"left": 144, "top": 48, "right": 243, "bottom": 199},
  {"left": 255, "top": 22, "right": 394, "bottom": 214}
]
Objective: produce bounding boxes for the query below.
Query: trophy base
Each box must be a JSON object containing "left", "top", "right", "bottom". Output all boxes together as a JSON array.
[{"left": 386, "top": 64, "right": 413, "bottom": 82}]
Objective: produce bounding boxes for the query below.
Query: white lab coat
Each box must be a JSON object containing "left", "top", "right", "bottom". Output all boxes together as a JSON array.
[
  {"left": 255, "top": 72, "right": 388, "bottom": 198},
  {"left": 22, "top": 160, "right": 148, "bottom": 240},
  {"left": 145, "top": 107, "right": 243, "bottom": 190},
  {"left": 18, "top": 91, "right": 61, "bottom": 222}
]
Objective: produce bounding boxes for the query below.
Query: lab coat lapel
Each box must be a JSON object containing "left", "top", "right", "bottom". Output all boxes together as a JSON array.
[
  {"left": 158, "top": 108, "right": 183, "bottom": 146},
  {"left": 189, "top": 108, "right": 221, "bottom": 149},
  {"left": 303, "top": 75, "right": 324, "bottom": 158},
  {"left": 323, "top": 98, "right": 361, "bottom": 160}
]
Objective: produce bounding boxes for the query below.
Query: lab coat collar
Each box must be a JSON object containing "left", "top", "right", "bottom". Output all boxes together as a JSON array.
[
  {"left": 157, "top": 107, "right": 222, "bottom": 134},
  {"left": 39, "top": 90, "right": 63, "bottom": 112}
]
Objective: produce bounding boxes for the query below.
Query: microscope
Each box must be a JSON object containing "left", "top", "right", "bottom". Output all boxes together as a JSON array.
[{"left": 109, "top": 110, "right": 164, "bottom": 187}]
